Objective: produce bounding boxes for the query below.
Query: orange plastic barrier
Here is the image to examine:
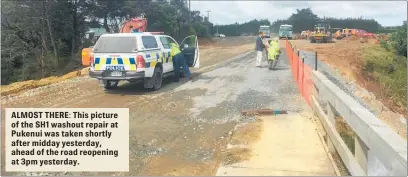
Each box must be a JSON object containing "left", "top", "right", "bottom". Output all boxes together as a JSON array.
[
  {"left": 81, "top": 48, "right": 92, "bottom": 66},
  {"left": 285, "top": 40, "right": 313, "bottom": 107}
]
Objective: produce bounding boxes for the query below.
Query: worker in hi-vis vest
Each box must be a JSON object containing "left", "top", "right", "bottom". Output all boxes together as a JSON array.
[
  {"left": 267, "top": 39, "right": 280, "bottom": 61},
  {"left": 170, "top": 42, "right": 191, "bottom": 82}
]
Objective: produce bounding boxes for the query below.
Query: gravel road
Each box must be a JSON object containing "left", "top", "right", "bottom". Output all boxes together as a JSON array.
[{"left": 1, "top": 40, "right": 312, "bottom": 176}]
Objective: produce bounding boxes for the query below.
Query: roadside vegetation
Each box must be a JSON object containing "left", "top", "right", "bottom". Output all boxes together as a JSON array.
[
  {"left": 361, "top": 24, "right": 407, "bottom": 108},
  {"left": 1, "top": 0, "right": 212, "bottom": 85}
]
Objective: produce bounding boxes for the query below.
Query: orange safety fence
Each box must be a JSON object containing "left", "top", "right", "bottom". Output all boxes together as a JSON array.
[{"left": 284, "top": 40, "right": 314, "bottom": 107}]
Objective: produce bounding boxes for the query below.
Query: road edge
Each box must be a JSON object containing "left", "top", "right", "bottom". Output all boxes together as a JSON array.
[{"left": 193, "top": 51, "right": 254, "bottom": 74}]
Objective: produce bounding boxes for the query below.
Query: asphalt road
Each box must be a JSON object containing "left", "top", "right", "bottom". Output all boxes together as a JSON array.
[{"left": 2, "top": 41, "right": 315, "bottom": 176}]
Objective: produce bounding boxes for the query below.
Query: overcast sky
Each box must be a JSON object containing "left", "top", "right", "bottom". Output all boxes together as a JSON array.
[{"left": 190, "top": 1, "right": 407, "bottom": 26}]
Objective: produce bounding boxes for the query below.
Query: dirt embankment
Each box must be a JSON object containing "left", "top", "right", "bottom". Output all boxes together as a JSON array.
[
  {"left": 291, "top": 39, "right": 405, "bottom": 113},
  {"left": 290, "top": 39, "right": 407, "bottom": 139},
  {"left": 1, "top": 37, "right": 256, "bottom": 97}
]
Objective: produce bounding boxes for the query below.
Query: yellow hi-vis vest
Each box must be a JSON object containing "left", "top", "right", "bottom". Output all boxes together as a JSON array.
[
  {"left": 273, "top": 41, "right": 279, "bottom": 53},
  {"left": 268, "top": 41, "right": 280, "bottom": 60},
  {"left": 170, "top": 43, "right": 181, "bottom": 56}
]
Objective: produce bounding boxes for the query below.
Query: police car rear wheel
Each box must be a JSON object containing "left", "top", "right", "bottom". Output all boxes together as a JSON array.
[{"left": 152, "top": 67, "right": 163, "bottom": 91}]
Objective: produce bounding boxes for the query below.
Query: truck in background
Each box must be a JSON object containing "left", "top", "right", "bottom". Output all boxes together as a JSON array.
[
  {"left": 259, "top": 25, "right": 271, "bottom": 38},
  {"left": 279, "top": 24, "right": 293, "bottom": 40}
]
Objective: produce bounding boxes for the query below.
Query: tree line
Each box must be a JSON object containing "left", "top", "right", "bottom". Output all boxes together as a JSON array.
[
  {"left": 217, "top": 8, "right": 383, "bottom": 36},
  {"left": 1, "top": 0, "right": 213, "bottom": 85},
  {"left": 215, "top": 19, "right": 271, "bottom": 36},
  {"left": 388, "top": 24, "right": 407, "bottom": 57}
]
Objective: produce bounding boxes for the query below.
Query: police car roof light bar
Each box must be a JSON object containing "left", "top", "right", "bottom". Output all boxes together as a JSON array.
[{"left": 149, "top": 32, "right": 165, "bottom": 35}]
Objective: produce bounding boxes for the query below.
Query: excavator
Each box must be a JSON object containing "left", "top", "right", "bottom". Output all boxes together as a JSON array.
[{"left": 81, "top": 18, "right": 148, "bottom": 66}]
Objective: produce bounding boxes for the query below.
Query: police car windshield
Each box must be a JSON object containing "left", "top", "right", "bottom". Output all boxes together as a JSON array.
[{"left": 93, "top": 36, "right": 137, "bottom": 53}]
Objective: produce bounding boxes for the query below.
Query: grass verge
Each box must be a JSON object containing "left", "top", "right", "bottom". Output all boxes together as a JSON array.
[
  {"left": 361, "top": 44, "right": 407, "bottom": 111},
  {"left": 0, "top": 67, "right": 89, "bottom": 96}
]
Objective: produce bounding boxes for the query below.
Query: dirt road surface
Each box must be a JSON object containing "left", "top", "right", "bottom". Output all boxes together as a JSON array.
[{"left": 1, "top": 37, "right": 332, "bottom": 176}]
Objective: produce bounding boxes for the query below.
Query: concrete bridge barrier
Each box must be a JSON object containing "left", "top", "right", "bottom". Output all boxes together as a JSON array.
[{"left": 284, "top": 40, "right": 407, "bottom": 176}]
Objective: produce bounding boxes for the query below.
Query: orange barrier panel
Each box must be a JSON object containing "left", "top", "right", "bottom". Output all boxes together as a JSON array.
[
  {"left": 82, "top": 48, "right": 92, "bottom": 66},
  {"left": 284, "top": 40, "right": 313, "bottom": 107}
]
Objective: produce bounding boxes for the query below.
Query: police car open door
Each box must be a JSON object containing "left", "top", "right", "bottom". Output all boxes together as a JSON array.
[{"left": 180, "top": 35, "right": 200, "bottom": 68}]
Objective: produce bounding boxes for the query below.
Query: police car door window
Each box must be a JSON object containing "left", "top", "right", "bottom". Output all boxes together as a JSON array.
[
  {"left": 166, "top": 37, "right": 177, "bottom": 45},
  {"left": 160, "top": 37, "right": 170, "bottom": 49},
  {"left": 141, "top": 36, "right": 158, "bottom": 49}
]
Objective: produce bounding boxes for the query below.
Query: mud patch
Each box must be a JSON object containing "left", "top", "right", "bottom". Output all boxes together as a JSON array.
[
  {"left": 229, "top": 118, "right": 263, "bottom": 146},
  {"left": 220, "top": 148, "right": 252, "bottom": 166},
  {"left": 219, "top": 118, "right": 264, "bottom": 166}
]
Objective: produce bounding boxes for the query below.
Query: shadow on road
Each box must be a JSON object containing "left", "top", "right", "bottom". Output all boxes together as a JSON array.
[
  {"left": 103, "top": 71, "right": 212, "bottom": 95},
  {"left": 102, "top": 51, "right": 251, "bottom": 96},
  {"left": 269, "top": 67, "right": 290, "bottom": 71}
]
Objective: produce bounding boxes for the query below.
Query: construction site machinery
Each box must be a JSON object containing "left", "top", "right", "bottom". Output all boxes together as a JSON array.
[
  {"left": 309, "top": 21, "right": 332, "bottom": 43},
  {"left": 300, "top": 31, "right": 307, "bottom": 40},
  {"left": 339, "top": 28, "right": 356, "bottom": 39},
  {"left": 81, "top": 18, "right": 148, "bottom": 66},
  {"left": 334, "top": 28, "right": 376, "bottom": 40},
  {"left": 329, "top": 28, "right": 342, "bottom": 39},
  {"left": 119, "top": 18, "right": 147, "bottom": 33},
  {"left": 279, "top": 24, "right": 293, "bottom": 40},
  {"left": 259, "top": 25, "right": 271, "bottom": 38}
]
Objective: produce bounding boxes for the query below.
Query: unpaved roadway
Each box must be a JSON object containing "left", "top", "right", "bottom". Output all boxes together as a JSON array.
[{"left": 1, "top": 37, "right": 332, "bottom": 176}]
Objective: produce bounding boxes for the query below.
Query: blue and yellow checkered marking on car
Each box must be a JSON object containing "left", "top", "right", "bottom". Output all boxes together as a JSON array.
[
  {"left": 94, "top": 52, "right": 174, "bottom": 70},
  {"left": 94, "top": 57, "right": 136, "bottom": 71}
]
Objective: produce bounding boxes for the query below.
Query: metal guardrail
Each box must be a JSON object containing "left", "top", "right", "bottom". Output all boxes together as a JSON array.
[{"left": 311, "top": 71, "right": 407, "bottom": 176}]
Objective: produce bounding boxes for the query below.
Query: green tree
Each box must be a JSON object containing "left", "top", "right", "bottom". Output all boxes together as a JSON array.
[
  {"left": 390, "top": 24, "right": 407, "bottom": 57},
  {"left": 1, "top": 0, "right": 212, "bottom": 85}
]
